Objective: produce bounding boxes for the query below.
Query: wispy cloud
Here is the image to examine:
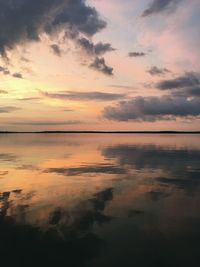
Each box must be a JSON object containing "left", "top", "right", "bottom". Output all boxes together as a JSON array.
[
  {"left": 147, "top": 66, "right": 170, "bottom": 76},
  {"left": 128, "top": 52, "right": 146, "bottom": 57},
  {"left": 0, "top": 89, "right": 8, "bottom": 94},
  {"left": 40, "top": 90, "right": 125, "bottom": 101},
  {"left": 10, "top": 120, "right": 81, "bottom": 126},
  {"left": 0, "top": 106, "right": 20, "bottom": 113},
  {"left": 17, "top": 97, "right": 41, "bottom": 101},
  {"left": 50, "top": 44, "right": 63, "bottom": 57},
  {"left": 142, "top": 0, "right": 182, "bottom": 17}
]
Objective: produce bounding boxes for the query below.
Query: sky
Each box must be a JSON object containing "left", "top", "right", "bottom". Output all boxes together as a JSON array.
[{"left": 0, "top": 0, "right": 200, "bottom": 131}]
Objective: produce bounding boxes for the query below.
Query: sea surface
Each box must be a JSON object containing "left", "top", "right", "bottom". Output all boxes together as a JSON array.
[{"left": 0, "top": 134, "right": 200, "bottom": 266}]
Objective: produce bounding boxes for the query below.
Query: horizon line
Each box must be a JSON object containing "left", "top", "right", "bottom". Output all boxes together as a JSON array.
[{"left": 1, "top": 130, "right": 200, "bottom": 134}]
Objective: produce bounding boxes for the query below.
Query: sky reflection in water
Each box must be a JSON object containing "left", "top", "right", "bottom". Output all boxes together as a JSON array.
[{"left": 0, "top": 134, "right": 200, "bottom": 266}]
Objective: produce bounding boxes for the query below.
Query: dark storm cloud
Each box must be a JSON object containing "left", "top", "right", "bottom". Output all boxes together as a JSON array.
[
  {"left": 0, "top": 106, "right": 20, "bottom": 113},
  {"left": 142, "top": 0, "right": 181, "bottom": 17},
  {"left": 0, "top": 0, "right": 107, "bottom": 56},
  {"left": 77, "top": 37, "right": 115, "bottom": 56},
  {"left": 90, "top": 57, "right": 113, "bottom": 76},
  {"left": 50, "top": 44, "right": 62, "bottom": 56},
  {"left": 41, "top": 90, "right": 124, "bottom": 101},
  {"left": 45, "top": 163, "right": 125, "bottom": 176},
  {"left": 103, "top": 96, "right": 200, "bottom": 121},
  {"left": 156, "top": 73, "right": 200, "bottom": 90},
  {"left": 147, "top": 66, "right": 170, "bottom": 76},
  {"left": 128, "top": 52, "right": 146, "bottom": 57}
]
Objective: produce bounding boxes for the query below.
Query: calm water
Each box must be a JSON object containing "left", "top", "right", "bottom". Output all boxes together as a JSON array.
[{"left": 1, "top": 134, "right": 200, "bottom": 266}]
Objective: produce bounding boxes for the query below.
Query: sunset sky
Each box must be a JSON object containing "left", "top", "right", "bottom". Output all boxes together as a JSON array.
[{"left": 1, "top": 0, "right": 200, "bottom": 131}]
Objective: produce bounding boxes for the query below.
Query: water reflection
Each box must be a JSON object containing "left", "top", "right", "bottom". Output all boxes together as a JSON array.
[
  {"left": 0, "top": 187, "right": 113, "bottom": 266},
  {"left": 45, "top": 163, "right": 125, "bottom": 176},
  {"left": 0, "top": 134, "right": 200, "bottom": 266}
]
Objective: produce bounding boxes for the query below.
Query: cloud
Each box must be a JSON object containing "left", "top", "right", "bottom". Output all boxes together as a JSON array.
[
  {"left": 142, "top": 0, "right": 181, "bottom": 17},
  {"left": 0, "top": 171, "right": 9, "bottom": 176},
  {"left": 156, "top": 72, "right": 200, "bottom": 98},
  {"left": 128, "top": 52, "right": 146, "bottom": 57},
  {"left": 147, "top": 66, "right": 170, "bottom": 76},
  {"left": 90, "top": 57, "right": 113, "bottom": 76},
  {"left": 0, "top": 1, "right": 115, "bottom": 75},
  {"left": 156, "top": 73, "right": 200, "bottom": 90},
  {"left": 0, "top": 106, "right": 20, "bottom": 113},
  {"left": 12, "top": 72, "right": 23, "bottom": 79},
  {"left": 103, "top": 96, "right": 200, "bottom": 121},
  {"left": 109, "top": 85, "right": 136, "bottom": 90},
  {"left": 94, "top": 42, "right": 116, "bottom": 55},
  {"left": 0, "top": 0, "right": 107, "bottom": 57},
  {"left": 76, "top": 38, "right": 115, "bottom": 75},
  {"left": 10, "top": 120, "right": 81, "bottom": 126},
  {"left": 20, "top": 56, "right": 30, "bottom": 63},
  {"left": 0, "top": 90, "right": 8, "bottom": 94},
  {"left": 0, "top": 66, "right": 10, "bottom": 75},
  {"left": 0, "top": 66, "right": 24, "bottom": 78},
  {"left": 17, "top": 97, "right": 41, "bottom": 101},
  {"left": 0, "top": 153, "right": 17, "bottom": 162},
  {"left": 50, "top": 44, "right": 62, "bottom": 56},
  {"left": 63, "top": 108, "right": 74, "bottom": 112},
  {"left": 77, "top": 37, "right": 115, "bottom": 56},
  {"left": 41, "top": 90, "right": 124, "bottom": 101},
  {"left": 172, "top": 87, "right": 200, "bottom": 97}
]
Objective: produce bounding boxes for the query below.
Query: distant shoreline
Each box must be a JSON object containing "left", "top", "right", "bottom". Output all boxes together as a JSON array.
[{"left": 0, "top": 131, "right": 200, "bottom": 134}]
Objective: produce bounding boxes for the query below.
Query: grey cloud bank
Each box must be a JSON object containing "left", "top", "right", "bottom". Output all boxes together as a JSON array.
[{"left": 103, "top": 96, "right": 200, "bottom": 122}]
